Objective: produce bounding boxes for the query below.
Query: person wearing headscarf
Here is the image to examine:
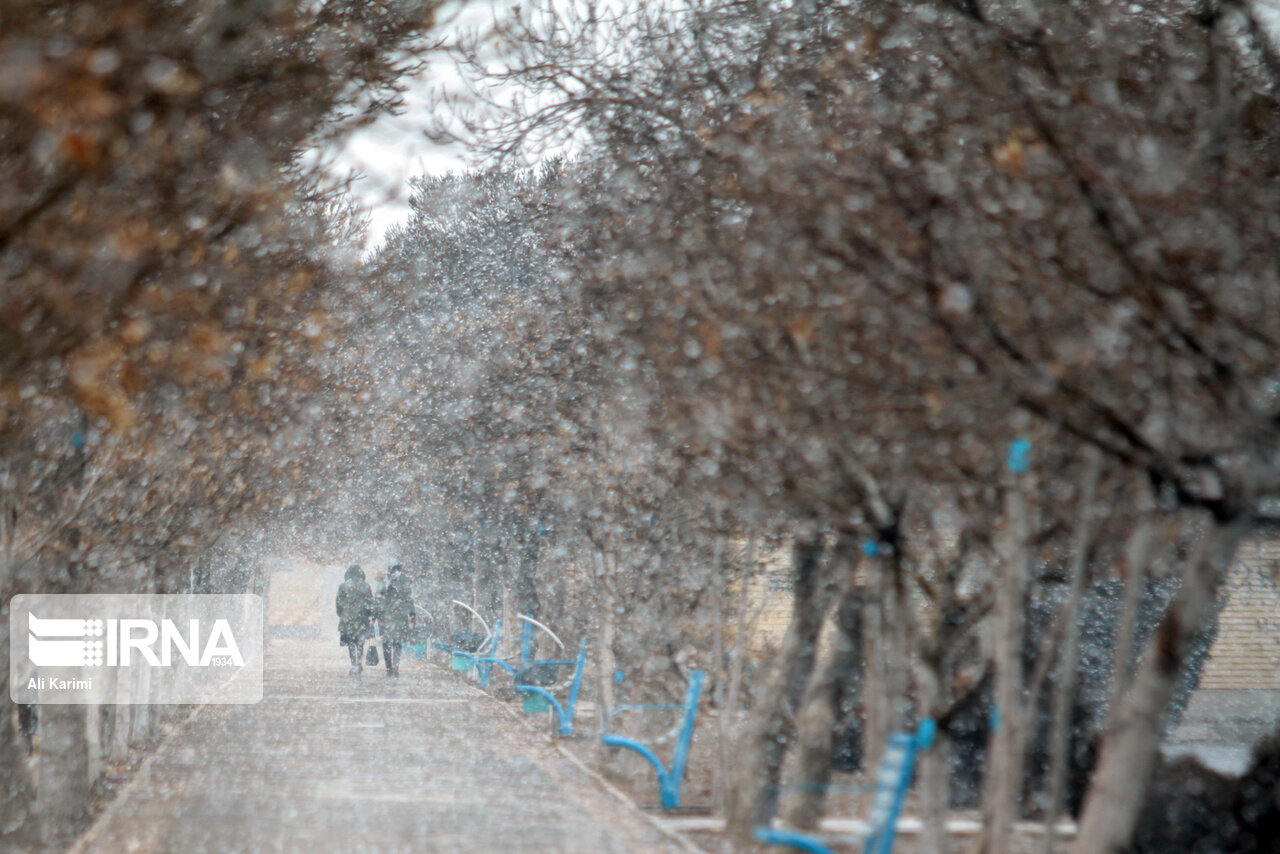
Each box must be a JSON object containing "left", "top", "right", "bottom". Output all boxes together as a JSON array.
[
  {"left": 376, "top": 564, "right": 415, "bottom": 677},
  {"left": 336, "top": 564, "right": 374, "bottom": 676}
]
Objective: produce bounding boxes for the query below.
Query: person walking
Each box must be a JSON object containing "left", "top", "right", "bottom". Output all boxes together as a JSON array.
[
  {"left": 336, "top": 565, "right": 374, "bottom": 676},
  {"left": 376, "top": 564, "right": 415, "bottom": 678}
]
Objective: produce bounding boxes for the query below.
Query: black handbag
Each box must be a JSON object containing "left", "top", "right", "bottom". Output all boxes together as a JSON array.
[{"left": 366, "top": 644, "right": 379, "bottom": 666}]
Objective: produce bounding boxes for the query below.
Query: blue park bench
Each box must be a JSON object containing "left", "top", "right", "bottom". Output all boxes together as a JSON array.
[
  {"left": 491, "top": 615, "right": 590, "bottom": 735},
  {"left": 471, "top": 614, "right": 561, "bottom": 684},
  {"left": 438, "top": 612, "right": 589, "bottom": 736},
  {"left": 602, "top": 669, "right": 704, "bottom": 810},
  {"left": 515, "top": 637, "right": 589, "bottom": 735},
  {"left": 753, "top": 718, "right": 936, "bottom": 854},
  {"left": 461, "top": 618, "right": 509, "bottom": 687},
  {"left": 469, "top": 613, "right": 584, "bottom": 693}
]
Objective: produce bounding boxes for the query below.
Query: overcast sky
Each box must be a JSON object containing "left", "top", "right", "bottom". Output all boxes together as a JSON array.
[
  {"left": 332, "top": 60, "right": 471, "bottom": 251},
  {"left": 332, "top": 1, "right": 522, "bottom": 253}
]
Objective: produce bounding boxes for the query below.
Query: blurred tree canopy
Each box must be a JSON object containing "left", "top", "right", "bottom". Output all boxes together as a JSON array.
[{"left": 1, "top": 1, "right": 438, "bottom": 842}]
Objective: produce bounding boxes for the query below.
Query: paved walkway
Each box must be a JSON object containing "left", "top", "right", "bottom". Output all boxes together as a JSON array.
[{"left": 69, "top": 639, "right": 691, "bottom": 853}]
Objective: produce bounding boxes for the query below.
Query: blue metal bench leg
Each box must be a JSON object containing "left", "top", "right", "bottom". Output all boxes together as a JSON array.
[
  {"left": 754, "top": 827, "right": 834, "bottom": 854},
  {"left": 601, "top": 734, "right": 677, "bottom": 807},
  {"left": 601, "top": 669, "right": 703, "bottom": 809},
  {"left": 666, "top": 670, "right": 702, "bottom": 806}
]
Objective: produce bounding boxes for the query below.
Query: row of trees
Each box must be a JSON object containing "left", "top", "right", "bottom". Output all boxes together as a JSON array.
[
  {"left": 354, "top": 1, "right": 1280, "bottom": 851},
  {"left": 342, "top": 163, "right": 1195, "bottom": 849}
]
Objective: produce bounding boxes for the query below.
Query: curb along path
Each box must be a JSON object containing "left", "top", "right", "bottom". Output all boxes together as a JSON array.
[{"left": 67, "top": 639, "right": 695, "bottom": 854}]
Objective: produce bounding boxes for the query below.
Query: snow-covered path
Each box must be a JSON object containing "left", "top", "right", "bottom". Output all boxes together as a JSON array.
[{"left": 67, "top": 639, "right": 688, "bottom": 854}]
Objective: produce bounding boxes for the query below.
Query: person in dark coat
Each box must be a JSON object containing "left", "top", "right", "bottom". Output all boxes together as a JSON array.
[
  {"left": 376, "top": 564, "right": 415, "bottom": 677},
  {"left": 336, "top": 564, "right": 375, "bottom": 676}
]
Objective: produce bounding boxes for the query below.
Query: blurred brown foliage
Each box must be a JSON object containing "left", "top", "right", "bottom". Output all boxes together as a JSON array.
[{"left": 0, "top": 0, "right": 437, "bottom": 595}]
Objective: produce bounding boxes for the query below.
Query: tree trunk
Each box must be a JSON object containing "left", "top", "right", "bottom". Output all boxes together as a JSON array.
[
  {"left": 1103, "top": 523, "right": 1156, "bottom": 728},
  {"left": 471, "top": 544, "right": 483, "bottom": 629},
  {"left": 782, "top": 580, "right": 862, "bottom": 830},
  {"left": 863, "top": 557, "right": 888, "bottom": 774},
  {"left": 717, "top": 531, "right": 756, "bottom": 814},
  {"left": 111, "top": 668, "right": 134, "bottom": 760},
  {"left": 982, "top": 483, "right": 1031, "bottom": 854},
  {"left": 517, "top": 523, "right": 541, "bottom": 619},
  {"left": 130, "top": 665, "right": 153, "bottom": 747},
  {"left": 0, "top": 614, "right": 35, "bottom": 843},
  {"left": 39, "top": 703, "right": 90, "bottom": 845},
  {"left": 724, "top": 533, "right": 826, "bottom": 848},
  {"left": 502, "top": 581, "right": 516, "bottom": 661},
  {"left": 916, "top": 661, "right": 950, "bottom": 854},
  {"left": 86, "top": 703, "right": 102, "bottom": 789},
  {"left": 596, "top": 591, "right": 617, "bottom": 734},
  {"left": 1042, "top": 450, "right": 1103, "bottom": 852},
  {"left": 885, "top": 557, "right": 913, "bottom": 732},
  {"left": 711, "top": 536, "right": 730, "bottom": 810},
  {"left": 1072, "top": 521, "right": 1242, "bottom": 854}
]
